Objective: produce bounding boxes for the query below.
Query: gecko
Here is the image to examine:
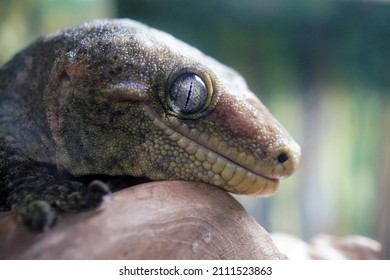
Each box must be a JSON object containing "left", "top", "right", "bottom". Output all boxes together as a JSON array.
[{"left": 0, "top": 19, "right": 300, "bottom": 231}]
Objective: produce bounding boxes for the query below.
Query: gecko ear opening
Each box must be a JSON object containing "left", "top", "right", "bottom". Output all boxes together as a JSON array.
[{"left": 100, "top": 80, "right": 151, "bottom": 103}]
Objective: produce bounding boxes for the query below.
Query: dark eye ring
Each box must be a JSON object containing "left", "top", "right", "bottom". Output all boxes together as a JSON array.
[{"left": 166, "top": 71, "right": 213, "bottom": 116}]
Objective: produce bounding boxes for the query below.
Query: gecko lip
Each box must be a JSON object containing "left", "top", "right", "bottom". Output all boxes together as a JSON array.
[
  {"left": 173, "top": 131, "right": 280, "bottom": 197},
  {"left": 146, "top": 109, "right": 279, "bottom": 197}
]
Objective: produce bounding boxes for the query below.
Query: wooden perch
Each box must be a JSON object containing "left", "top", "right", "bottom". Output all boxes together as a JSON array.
[{"left": 0, "top": 181, "right": 287, "bottom": 260}]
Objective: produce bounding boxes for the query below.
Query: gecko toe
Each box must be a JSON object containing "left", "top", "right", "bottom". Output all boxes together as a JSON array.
[
  {"left": 17, "top": 200, "right": 57, "bottom": 231},
  {"left": 88, "top": 180, "right": 112, "bottom": 196}
]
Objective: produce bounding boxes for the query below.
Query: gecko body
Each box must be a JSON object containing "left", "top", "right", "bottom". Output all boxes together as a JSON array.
[{"left": 0, "top": 19, "right": 300, "bottom": 230}]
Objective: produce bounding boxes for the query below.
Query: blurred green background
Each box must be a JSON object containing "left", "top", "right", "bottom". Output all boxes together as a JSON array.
[{"left": 1, "top": 0, "right": 389, "bottom": 256}]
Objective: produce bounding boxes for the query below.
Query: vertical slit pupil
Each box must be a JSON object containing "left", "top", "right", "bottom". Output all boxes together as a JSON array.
[{"left": 184, "top": 82, "right": 193, "bottom": 109}]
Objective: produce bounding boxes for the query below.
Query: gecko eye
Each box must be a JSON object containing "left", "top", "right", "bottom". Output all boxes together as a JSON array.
[{"left": 168, "top": 72, "right": 212, "bottom": 115}]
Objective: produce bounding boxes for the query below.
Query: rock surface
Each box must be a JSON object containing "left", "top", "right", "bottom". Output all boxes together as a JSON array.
[{"left": 0, "top": 181, "right": 286, "bottom": 260}]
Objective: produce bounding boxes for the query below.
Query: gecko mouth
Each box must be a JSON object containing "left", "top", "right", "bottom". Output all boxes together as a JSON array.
[
  {"left": 145, "top": 109, "right": 279, "bottom": 197},
  {"left": 170, "top": 134, "right": 280, "bottom": 197}
]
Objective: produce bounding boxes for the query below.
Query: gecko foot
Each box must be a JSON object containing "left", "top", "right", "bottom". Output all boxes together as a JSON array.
[
  {"left": 17, "top": 200, "right": 57, "bottom": 231},
  {"left": 10, "top": 180, "right": 112, "bottom": 231},
  {"left": 52, "top": 180, "right": 111, "bottom": 213}
]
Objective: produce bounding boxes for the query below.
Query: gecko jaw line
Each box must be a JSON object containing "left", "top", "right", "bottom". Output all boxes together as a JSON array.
[{"left": 146, "top": 108, "right": 279, "bottom": 197}]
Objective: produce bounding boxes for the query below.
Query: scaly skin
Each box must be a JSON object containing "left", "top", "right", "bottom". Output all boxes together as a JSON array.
[{"left": 0, "top": 19, "right": 300, "bottom": 231}]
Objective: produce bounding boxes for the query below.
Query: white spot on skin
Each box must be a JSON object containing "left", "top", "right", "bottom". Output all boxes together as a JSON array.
[
  {"left": 14, "top": 55, "right": 35, "bottom": 85},
  {"left": 191, "top": 241, "right": 199, "bottom": 253},
  {"left": 16, "top": 70, "right": 28, "bottom": 84},
  {"left": 25, "top": 55, "right": 34, "bottom": 70},
  {"left": 201, "top": 231, "right": 212, "bottom": 244}
]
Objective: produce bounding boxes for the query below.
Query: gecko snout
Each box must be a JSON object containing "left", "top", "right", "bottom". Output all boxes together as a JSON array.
[
  {"left": 269, "top": 142, "right": 301, "bottom": 178},
  {"left": 264, "top": 136, "right": 301, "bottom": 179}
]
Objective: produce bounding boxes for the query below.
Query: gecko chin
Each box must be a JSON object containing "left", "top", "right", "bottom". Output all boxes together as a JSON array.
[
  {"left": 145, "top": 108, "right": 280, "bottom": 197},
  {"left": 173, "top": 134, "right": 280, "bottom": 197},
  {"left": 190, "top": 144, "right": 279, "bottom": 197},
  {"left": 172, "top": 140, "right": 280, "bottom": 197}
]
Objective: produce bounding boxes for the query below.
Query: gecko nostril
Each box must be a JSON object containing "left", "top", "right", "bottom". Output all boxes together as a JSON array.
[{"left": 277, "top": 152, "right": 289, "bottom": 164}]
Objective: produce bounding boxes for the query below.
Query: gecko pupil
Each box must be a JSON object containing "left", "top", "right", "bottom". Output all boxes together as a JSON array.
[
  {"left": 169, "top": 73, "right": 208, "bottom": 114},
  {"left": 184, "top": 82, "right": 193, "bottom": 110}
]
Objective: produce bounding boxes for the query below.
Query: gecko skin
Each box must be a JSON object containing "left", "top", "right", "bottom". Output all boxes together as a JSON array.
[{"left": 0, "top": 19, "right": 300, "bottom": 231}]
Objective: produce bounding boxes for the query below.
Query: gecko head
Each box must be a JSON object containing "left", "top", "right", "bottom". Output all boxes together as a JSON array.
[{"left": 46, "top": 19, "right": 300, "bottom": 197}]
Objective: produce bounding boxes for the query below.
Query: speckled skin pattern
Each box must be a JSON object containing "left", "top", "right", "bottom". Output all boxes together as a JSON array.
[{"left": 0, "top": 19, "right": 300, "bottom": 230}]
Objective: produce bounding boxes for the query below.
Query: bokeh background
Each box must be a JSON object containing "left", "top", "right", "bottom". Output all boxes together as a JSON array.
[{"left": 1, "top": 0, "right": 389, "bottom": 258}]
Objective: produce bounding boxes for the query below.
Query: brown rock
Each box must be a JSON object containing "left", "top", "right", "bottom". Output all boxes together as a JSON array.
[{"left": 0, "top": 181, "right": 286, "bottom": 260}]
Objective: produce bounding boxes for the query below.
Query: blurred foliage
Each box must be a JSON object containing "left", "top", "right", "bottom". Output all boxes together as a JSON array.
[
  {"left": 0, "top": 0, "right": 389, "bottom": 255},
  {"left": 0, "top": 0, "right": 114, "bottom": 63}
]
